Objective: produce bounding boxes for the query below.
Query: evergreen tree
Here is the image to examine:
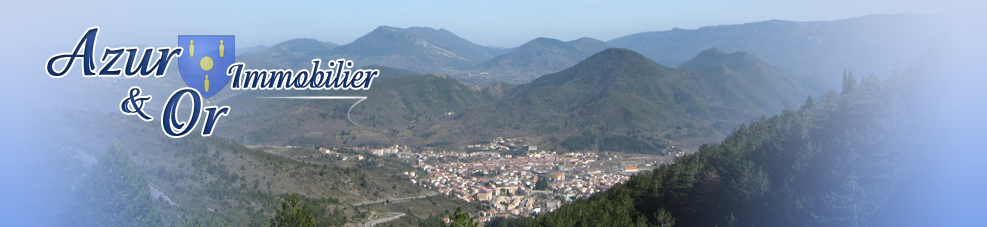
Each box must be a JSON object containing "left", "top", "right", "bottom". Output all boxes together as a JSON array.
[
  {"left": 535, "top": 176, "right": 549, "bottom": 190},
  {"left": 843, "top": 70, "right": 858, "bottom": 94},
  {"left": 654, "top": 208, "right": 675, "bottom": 227},
  {"left": 270, "top": 193, "right": 315, "bottom": 227},
  {"left": 418, "top": 214, "right": 446, "bottom": 227},
  {"left": 517, "top": 59, "right": 927, "bottom": 227},
  {"left": 448, "top": 206, "right": 478, "bottom": 227}
]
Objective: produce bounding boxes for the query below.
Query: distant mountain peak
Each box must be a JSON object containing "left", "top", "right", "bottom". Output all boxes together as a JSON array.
[
  {"left": 375, "top": 25, "right": 401, "bottom": 31},
  {"left": 405, "top": 26, "right": 442, "bottom": 32},
  {"left": 587, "top": 48, "right": 651, "bottom": 62},
  {"left": 567, "top": 37, "right": 611, "bottom": 55},
  {"left": 528, "top": 37, "right": 567, "bottom": 45},
  {"left": 327, "top": 25, "right": 500, "bottom": 73},
  {"left": 570, "top": 37, "right": 600, "bottom": 42},
  {"left": 468, "top": 38, "right": 616, "bottom": 84},
  {"left": 696, "top": 47, "right": 725, "bottom": 56},
  {"left": 541, "top": 48, "right": 656, "bottom": 77},
  {"left": 525, "top": 48, "right": 667, "bottom": 87},
  {"left": 678, "top": 47, "right": 766, "bottom": 71}
]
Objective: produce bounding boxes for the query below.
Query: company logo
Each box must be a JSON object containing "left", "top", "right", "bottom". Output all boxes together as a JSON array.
[
  {"left": 46, "top": 27, "right": 379, "bottom": 138},
  {"left": 178, "top": 35, "right": 235, "bottom": 99}
]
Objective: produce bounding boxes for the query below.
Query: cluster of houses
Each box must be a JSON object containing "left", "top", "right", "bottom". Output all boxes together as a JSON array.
[{"left": 406, "top": 149, "right": 646, "bottom": 218}]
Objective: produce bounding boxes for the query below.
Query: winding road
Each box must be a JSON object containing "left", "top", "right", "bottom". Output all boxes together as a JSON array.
[
  {"left": 365, "top": 212, "right": 405, "bottom": 227},
  {"left": 352, "top": 191, "right": 438, "bottom": 206},
  {"left": 356, "top": 191, "right": 438, "bottom": 226}
]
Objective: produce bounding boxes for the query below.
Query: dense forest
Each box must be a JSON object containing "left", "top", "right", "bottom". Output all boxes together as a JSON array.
[{"left": 490, "top": 54, "right": 931, "bottom": 226}]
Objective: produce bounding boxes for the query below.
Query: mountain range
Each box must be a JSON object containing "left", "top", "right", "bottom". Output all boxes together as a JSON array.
[
  {"left": 35, "top": 13, "right": 942, "bottom": 226},
  {"left": 452, "top": 48, "right": 825, "bottom": 152},
  {"left": 238, "top": 26, "right": 508, "bottom": 73},
  {"left": 218, "top": 47, "right": 825, "bottom": 153},
  {"left": 461, "top": 37, "right": 612, "bottom": 84},
  {"left": 55, "top": 14, "right": 935, "bottom": 154},
  {"left": 238, "top": 14, "right": 941, "bottom": 87},
  {"left": 609, "top": 13, "right": 944, "bottom": 86},
  {"left": 326, "top": 26, "right": 508, "bottom": 73}
]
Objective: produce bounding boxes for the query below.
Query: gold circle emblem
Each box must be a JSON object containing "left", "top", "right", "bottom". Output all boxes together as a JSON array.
[{"left": 200, "top": 56, "right": 214, "bottom": 71}]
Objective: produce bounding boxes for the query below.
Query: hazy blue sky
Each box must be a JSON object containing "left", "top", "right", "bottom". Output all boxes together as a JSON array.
[{"left": 1, "top": 0, "right": 975, "bottom": 49}]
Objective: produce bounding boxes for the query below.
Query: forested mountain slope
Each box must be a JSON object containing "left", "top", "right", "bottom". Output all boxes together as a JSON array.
[{"left": 504, "top": 47, "right": 933, "bottom": 227}]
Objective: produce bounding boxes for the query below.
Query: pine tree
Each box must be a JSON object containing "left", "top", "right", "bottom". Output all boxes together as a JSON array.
[
  {"left": 447, "top": 206, "right": 478, "bottom": 227},
  {"left": 535, "top": 176, "right": 549, "bottom": 190},
  {"left": 271, "top": 193, "right": 316, "bottom": 227},
  {"left": 654, "top": 208, "right": 676, "bottom": 227},
  {"left": 74, "top": 141, "right": 162, "bottom": 227},
  {"left": 842, "top": 70, "right": 858, "bottom": 94}
]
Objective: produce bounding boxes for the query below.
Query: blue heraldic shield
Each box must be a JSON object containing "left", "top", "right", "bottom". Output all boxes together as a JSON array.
[{"left": 178, "top": 35, "right": 234, "bottom": 99}]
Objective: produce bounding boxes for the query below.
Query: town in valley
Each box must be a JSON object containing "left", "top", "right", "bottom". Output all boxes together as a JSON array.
[{"left": 311, "top": 137, "right": 683, "bottom": 222}]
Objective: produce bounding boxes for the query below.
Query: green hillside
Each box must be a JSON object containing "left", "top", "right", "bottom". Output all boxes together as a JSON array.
[
  {"left": 214, "top": 74, "right": 508, "bottom": 148},
  {"left": 505, "top": 43, "right": 930, "bottom": 227},
  {"left": 453, "top": 48, "right": 824, "bottom": 153},
  {"left": 211, "top": 48, "right": 822, "bottom": 154},
  {"left": 42, "top": 110, "right": 475, "bottom": 227}
]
